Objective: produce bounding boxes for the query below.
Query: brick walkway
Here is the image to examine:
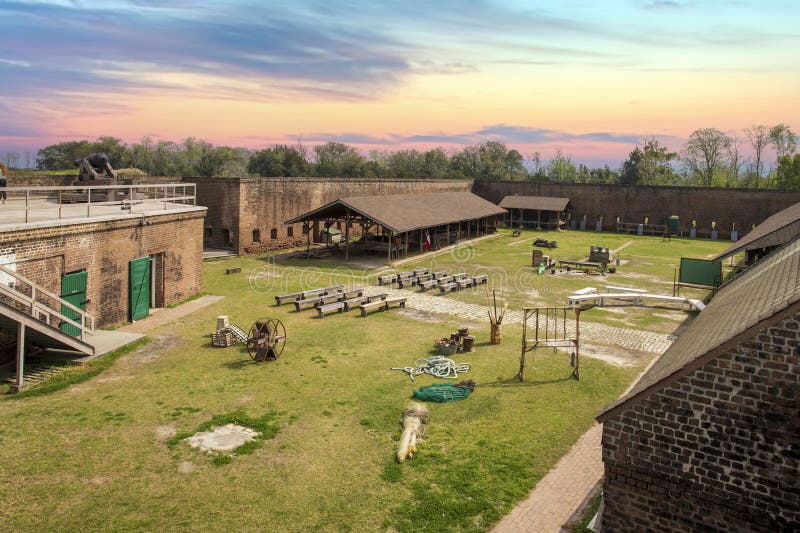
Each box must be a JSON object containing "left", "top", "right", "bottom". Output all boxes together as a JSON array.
[{"left": 492, "top": 423, "right": 604, "bottom": 532}]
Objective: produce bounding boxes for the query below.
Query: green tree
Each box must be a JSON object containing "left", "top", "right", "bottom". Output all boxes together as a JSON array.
[
  {"left": 386, "top": 149, "right": 424, "bottom": 179},
  {"left": 36, "top": 140, "right": 93, "bottom": 169},
  {"left": 774, "top": 154, "right": 800, "bottom": 190},
  {"left": 620, "top": 138, "right": 679, "bottom": 185},
  {"left": 769, "top": 123, "right": 798, "bottom": 159},
  {"left": 544, "top": 149, "right": 578, "bottom": 182},
  {"left": 450, "top": 141, "right": 526, "bottom": 181},
  {"left": 420, "top": 148, "right": 451, "bottom": 179},
  {"left": 248, "top": 145, "right": 309, "bottom": 177},
  {"left": 682, "top": 128, "right": 732, "bottom": 187},
  {"left": 313, "top": 142, "right": 366, "bottom": 178}
]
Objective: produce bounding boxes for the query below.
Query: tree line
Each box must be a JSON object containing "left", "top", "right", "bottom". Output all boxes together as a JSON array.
[{"left": 16, "top": 122, "right": 800, "bottom": 188}]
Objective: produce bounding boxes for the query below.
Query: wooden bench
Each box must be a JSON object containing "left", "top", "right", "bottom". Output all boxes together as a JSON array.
[
  {"left": 416, "top": 273, "right": 432, "bottom": 282},
  {"left": 397, "top": 278, "right": 417, "bottom": 289},
  {"left": 412, "top": 268, "right": 429, "bottom": 276},
  {"left": 378, "top": 274, "right": 397, "bottom": 286},
  {"left": 432, "top": 271, "right": 449, "bottom": 279},
  {"left": 317, "top": 301, "right": 345, "bottom": 318},
  {"left": 439, "top": 282, "right": 457, "bottom": 294},
  {"left": 343, "top": 288, "right": 364, "bottom": 299},
  {"left": 343, "top": 296, "right": 367, "bottom": 311},
  {"left": 294, "top": 297, "right": 323, "bottom": 311},
  {"left": 360, "top": 300, "right": 388, "bottom": 316},
  {"left": 365, "top": 293, "right": 388, "bottom": 303},
  {"left": 438, "top": 275, "right": 455, "bottom": 284},
  {"left": 318, "top": 293, "right": 344, "bottom": 305},
  {"left": 275, "top": 292, "right": 302, "bottom": 305},
  {"left": 456, "top": 278, "right": 473, "bottom": 289},
  {"left": 385, "top": 297, "right": 407, "bottom": 309},
  {"left": 419, "top": 279, "right": 438, "bottom": 291},
  {"left": 472, "top": 274, "right": 488, "bottom": 284},
  {"left": 301, "top": 285, "right": 344, "bottom": 298},
  {"left": 453, "top": 272, "right": 467, "bottom": 280}
]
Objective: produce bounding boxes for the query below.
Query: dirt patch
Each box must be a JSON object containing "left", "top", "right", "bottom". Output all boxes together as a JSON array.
[
  {"left": 177, "top": 461, "right": 197, "bottom": 474},
  {"left": 130, "top": 333, "right": 184, "bottom": 364},
  {"left": 83, "top": 476, "right": 112, "bottom": 485},
  {"left": 154, "top": 425, "right": 177, "bottom": 440},
  {"left": 396, "top": 308, "right": 484, "bottom": 330},
  {"left": 580, "top": 342, "right": 655, "bottom": 367}
]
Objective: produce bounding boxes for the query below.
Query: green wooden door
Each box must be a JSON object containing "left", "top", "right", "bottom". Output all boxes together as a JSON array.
[
  {"left": 129, "top": 257, "right": 151, "bottom": 321},
  {"left": 60, "top": 271, "right": 87, "bottom": 337}
]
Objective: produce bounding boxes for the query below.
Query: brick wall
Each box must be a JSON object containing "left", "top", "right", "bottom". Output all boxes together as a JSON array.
[
  {"left": 189, "top": 177, "right": 473, "bottom": 255},
  {"left": 473, "top": 181, "right": 800, "bottom": 240},
  {"left": 0, "top": 210, "right": 205, "bottom": 327},
  {"left": 600, "top": 312, "right": 800, "bottom": 531}
]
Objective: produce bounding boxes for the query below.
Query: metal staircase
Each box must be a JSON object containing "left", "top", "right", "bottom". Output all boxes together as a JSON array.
[{"left": 0, "top": 265, "right": 97, "bottom": 391}]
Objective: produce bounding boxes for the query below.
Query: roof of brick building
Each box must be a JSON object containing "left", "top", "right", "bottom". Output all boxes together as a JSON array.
[
  {"left": 597, "top": 235, "right": 800, "bottom": 422},
  {"left": 498, "top": 195, "right": 570, "bottom": 211},
  {"left": 284, "top": 192, "right": 506, "bottom": 234},
  {"left": 715, "top": 201, "right": 800, "bottom": 261}
]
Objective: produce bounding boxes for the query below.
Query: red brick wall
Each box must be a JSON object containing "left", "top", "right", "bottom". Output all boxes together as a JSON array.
[
  {"left": 600, "top": 312, "right": 800, "bottom": 531},
  {"left": 189, "top": 177, "right": 473, "bottom": 255},
  {"left": 0, "top": 210, "right": 205, "bottom": 327},
  {"left": 473, "top": 181, "right": 800, "bottom": 240}
]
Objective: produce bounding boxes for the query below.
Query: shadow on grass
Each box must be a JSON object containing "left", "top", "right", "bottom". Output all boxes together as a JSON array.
[{"left": 481, "top": 375, "right": 575, "bottom": 388}]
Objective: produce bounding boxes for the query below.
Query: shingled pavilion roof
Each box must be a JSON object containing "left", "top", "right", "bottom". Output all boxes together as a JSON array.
[
  {"left": 715, "top": 201, "right": 800, "bottom": 262},
  {"left": 284, "top": 192, "right": 506, "bottom": 234},
  {"left": 597, "top": 235, "right": 800, "bottom": 422},
  {"left": 498, "top": 195, "right": 570, "bottom": 212}
]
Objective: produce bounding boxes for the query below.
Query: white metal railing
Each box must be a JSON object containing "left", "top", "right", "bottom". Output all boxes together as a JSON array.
[
  {"left": 0, "top": 183, "right": 196, "bottom": 224},
  {"left": 0, "top": 265, "right": 95, "bottom": 341}
]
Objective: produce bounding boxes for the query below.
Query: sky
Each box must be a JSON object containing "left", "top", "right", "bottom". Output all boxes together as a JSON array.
[{"left": 1, "top": 0, "right": 798, "bottom": 167}]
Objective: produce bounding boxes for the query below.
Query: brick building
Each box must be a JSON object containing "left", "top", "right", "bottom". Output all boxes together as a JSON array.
[
  {"left": 596, "top": 238, "right": 800, "bottom": 531},
  {"left": 0, "top": 185, "right": 206, "bottom": 328}
]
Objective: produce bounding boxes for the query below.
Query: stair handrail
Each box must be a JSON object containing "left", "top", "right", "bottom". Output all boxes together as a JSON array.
[{"left": 0, "top": 265, "right": 95, "bottom": 340}]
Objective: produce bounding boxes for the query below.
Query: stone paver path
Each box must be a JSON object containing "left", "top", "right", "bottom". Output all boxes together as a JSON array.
[{"left": 363, "top": 286, "right": 672, "bottom": 354}]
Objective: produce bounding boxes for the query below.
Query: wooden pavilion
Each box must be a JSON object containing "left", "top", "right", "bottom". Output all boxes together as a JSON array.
[
  {"left": 284, "top": 192, "right": 506, "bottom": 262},
  {"left": 498, "top": 195, "right": 570, "bottom": 229}
]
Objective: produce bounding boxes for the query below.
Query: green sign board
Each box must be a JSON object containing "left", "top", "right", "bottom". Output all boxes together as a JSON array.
[{"left": 679, "top": 257, "right": 722, "bottom": 287}]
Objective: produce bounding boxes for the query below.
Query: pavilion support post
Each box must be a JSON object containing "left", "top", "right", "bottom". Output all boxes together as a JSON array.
[
  {"left": 387, "top": 229, "right": 392, "bottom": 263},
  {"left": 305, "top": 222, "right": 311, "bottom": 258},
  {"left": 537, "top": 210, "right": 541, "bottom": 230},
  {"left": 345, "top": 209, "right": 350, "bottom": 262},
  {"left": 14, "top": 322, "right": 25, "bottom": 393}
]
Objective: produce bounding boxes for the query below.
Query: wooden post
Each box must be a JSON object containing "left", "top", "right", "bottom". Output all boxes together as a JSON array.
[
  {"left": 305, "top": 222, "right": 311, "bottom": 258},
  {"left": 387, "top": 229, "right": 392, "bottom": 263},
  {"left": 345, "top": 209, "right": 350, "bottom": 262},
  {"left": 14, "top": 322, "right": 25, "bottom": 392},
  {"left": 573, "top": 308, "right": 581, "bottom": 381}
]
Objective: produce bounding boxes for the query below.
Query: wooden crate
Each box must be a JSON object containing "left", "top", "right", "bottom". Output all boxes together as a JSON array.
[{"left": 211, "top": 329, "right": 237, "bottom": 347}]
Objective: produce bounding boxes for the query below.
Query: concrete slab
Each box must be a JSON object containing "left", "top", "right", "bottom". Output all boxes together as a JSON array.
[
  {"left": 118, "top": 295, "right": 225, "bottom": 334},
  {"left": 89, "top": 330, "right": 146, "bottom": 356},
  {"left": 186, "top": 423, "right": 259, "bottom": 452}
]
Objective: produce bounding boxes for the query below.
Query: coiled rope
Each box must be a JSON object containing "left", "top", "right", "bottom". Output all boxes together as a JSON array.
[{"left": 391, "top": 355, "right": 471, "bottom": 381}]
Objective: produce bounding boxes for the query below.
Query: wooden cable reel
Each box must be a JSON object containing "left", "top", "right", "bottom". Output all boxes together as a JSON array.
[{"left": 246, "top": 318, "right": 287, "bottom": 361}]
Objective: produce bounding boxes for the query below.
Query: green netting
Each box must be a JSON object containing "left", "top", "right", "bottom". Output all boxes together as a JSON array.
[{"left": 413, "top": 384, "right": 471, "bottom": 403}]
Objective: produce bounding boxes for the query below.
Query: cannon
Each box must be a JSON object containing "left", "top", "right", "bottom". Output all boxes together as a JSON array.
[
  {"left": 246, "top": 318, "right": 287, "bottom": 361},
  {"left": 74, "top": 152, "right": 117, "bottom": 183}
]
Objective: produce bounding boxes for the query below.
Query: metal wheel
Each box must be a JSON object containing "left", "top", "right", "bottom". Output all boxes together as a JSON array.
[{"left": 246, "top": 318, "right": 287, "bottom": 361}]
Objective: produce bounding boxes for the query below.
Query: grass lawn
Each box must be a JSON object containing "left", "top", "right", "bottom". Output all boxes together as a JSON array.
[{"left": 0, "top": 229, "right": 730, "bottom": 531}]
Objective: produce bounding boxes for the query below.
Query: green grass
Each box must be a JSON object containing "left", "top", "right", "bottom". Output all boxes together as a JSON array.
[{"left": 0, "top": 230, "right": 729, "bottom": 531}]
